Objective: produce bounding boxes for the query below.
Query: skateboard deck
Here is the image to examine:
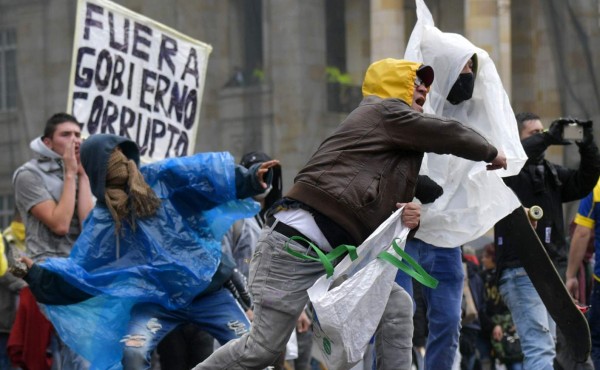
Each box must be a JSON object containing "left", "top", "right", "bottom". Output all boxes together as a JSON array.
[{"left": 505, "top": 206, "right": 591, "bottom": 362}]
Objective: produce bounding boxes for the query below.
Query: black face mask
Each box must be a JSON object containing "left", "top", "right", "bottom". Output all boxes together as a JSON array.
[{"left": 447, "top": 73, "right": 475, "bottom": 105}]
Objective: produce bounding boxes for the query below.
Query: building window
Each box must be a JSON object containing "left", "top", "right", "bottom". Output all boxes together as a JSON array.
[
  {"left": 325, "top": 1, "right": 361, "bottom": 112},
  {"left": 243, "top": 0, "right": 263, "bottom": 81},
  {"left": 224, "top": 0, "right": 263, "bottom": 88},
  {"left": 326, "top": 0, "right": 346, "bottom": 74},
  {"left": 0, "top": 29, "right": 17, "bottom": 111}
]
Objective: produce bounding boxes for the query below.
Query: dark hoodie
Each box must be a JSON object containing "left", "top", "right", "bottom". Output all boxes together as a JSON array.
[{"left": 81, "top": 134, "right": 141, "bottom": 203}]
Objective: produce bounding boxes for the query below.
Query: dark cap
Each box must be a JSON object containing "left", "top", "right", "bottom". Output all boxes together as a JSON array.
[
  {"left": 240, "top": 151, "right": 272, "bottom": 169},
  {"left": 416, "top": 64, "right": 434, "bottom": 87}
]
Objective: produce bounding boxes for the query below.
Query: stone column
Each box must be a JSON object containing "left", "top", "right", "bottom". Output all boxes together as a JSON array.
[{"left": 370, "top": 0, "right": 406, "bottom": 62}]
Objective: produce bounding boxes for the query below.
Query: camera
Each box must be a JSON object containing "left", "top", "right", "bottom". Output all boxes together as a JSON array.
[{"left": 563, "top": 122, "right": 584, "bottom": 141}]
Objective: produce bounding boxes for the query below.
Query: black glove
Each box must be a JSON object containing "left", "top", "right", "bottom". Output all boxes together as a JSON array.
[
  {"left": 415, "top": 175, "right": 443, "bottom": 204},
  {"left": 544, "top": 118, "right": 571, "bottom": 145}
]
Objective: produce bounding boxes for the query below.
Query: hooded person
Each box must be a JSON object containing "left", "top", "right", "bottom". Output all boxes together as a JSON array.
[
  {"left": 191, "top": 58, "right": 506, "bottom": 370},
  {"left": 11, "top": 112, "right": 93, "bottom": 370},
  {"left": 403, "top": 0, "right": 527, "bottom": 248},
  {"left": 394, "top": 3, "right": 528, "bottom": 369},
  {"left": 17, "top": 134, "right": 278, "bottom": 369},
  {"left": 13, "top": 114, "right": 94, "bottom": 263}
]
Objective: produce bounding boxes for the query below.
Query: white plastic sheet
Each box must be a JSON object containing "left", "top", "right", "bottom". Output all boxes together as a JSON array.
[
  {"left": 308, "top": 209, "right": 409, "bottom": 370},
  {"left": 405, "top": 0, "right": 528, "bottom": 247}
]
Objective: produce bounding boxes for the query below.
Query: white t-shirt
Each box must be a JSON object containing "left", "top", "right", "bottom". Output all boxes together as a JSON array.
[{"left": 274, "top": 208, "right": 332, "bottom": 252}]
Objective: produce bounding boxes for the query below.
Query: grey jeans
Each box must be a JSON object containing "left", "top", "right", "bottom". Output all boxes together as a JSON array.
[{"left": 192, "top": 222, "right": 413, "bottom": 370}]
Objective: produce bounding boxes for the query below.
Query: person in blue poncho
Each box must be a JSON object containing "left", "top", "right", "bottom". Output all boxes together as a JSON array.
[{"left": 16, "top": 134, "right": 278, "bottom": 370}]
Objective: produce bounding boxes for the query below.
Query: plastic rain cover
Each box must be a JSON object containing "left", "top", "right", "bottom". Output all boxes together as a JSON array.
[
  {"left": 405, "top": 0, "right": 527, "bottom": 247},
  {"left": 40, "top": 152, "right": 259, "bottom": 369}
]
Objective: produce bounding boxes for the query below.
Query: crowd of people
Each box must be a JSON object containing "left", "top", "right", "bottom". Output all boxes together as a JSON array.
[{"left": 0, "top": 1, "right": 599, "bottom": 369}]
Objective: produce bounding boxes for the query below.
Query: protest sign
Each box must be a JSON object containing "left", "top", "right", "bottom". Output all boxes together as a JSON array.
[{"left": 67, "top": 0, "right": 212, "bottom": 161}]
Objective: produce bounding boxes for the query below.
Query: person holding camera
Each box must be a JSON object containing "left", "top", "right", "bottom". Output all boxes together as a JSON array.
[{"left": 494, "top": 112, "right": 600, "bottom": 369}]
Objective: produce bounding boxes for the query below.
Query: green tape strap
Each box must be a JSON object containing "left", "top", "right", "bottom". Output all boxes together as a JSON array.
[
  {"left": 378, "top": 239, "right": 439, "bottom": 289},
  {"left": 284, "top": 236, "right": 358, "bottom": 278}
]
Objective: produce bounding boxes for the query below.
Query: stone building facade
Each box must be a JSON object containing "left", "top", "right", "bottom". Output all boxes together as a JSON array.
[{"left": 0, "top": 0, "right": 599, "bottom": 226}]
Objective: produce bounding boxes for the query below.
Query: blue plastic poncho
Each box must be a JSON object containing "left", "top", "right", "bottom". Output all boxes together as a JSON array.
[{"left": 40, "top": 151, "right": 259, "bottom": 369}]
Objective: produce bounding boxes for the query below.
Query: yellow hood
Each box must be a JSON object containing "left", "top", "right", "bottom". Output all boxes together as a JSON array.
[{"left": 362, "top": 58, "right": 428, "bottom": 106}]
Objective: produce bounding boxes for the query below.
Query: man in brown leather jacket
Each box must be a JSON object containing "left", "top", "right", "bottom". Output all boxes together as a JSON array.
[{"left": 193, "top": 58, "right": 507, "bottom": 370}]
